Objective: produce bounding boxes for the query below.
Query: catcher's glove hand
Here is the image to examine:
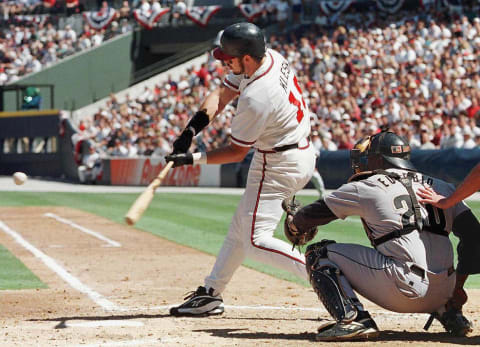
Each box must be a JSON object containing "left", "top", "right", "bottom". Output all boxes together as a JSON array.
[
  {"left": 282, "top": 196, "right": 318, "bottom": 248},
  {"left": 424, "top": 308, "right": 473, "bottom": 337}
]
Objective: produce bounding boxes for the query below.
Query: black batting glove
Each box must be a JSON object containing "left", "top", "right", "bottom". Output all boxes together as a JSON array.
[
  {"left": 172, "top": 128, "right": 194, "bottom": 154},
  {"left": 165, "top": 153, "right": 193, "bottom": 168}
]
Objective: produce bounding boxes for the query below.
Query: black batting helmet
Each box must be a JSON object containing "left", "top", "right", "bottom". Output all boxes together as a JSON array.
[
  {"left": 350, "top": 131, "right": 416, "bottom": 173},
  {"left": 213, "top": 22, "right": 266, "bottom": 60}
]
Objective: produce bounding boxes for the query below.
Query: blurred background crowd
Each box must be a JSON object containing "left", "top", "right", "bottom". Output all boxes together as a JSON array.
[
  {"left": 80, "top": 8, "right": 480, "bottom": 158},
  {"left": 3, "top": 1, "right": 480, "bottom": 157}
]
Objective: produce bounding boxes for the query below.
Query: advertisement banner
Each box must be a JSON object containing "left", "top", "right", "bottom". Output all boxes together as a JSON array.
[{"left": 109, "top": 157, "right": 220, "bottom": 186}]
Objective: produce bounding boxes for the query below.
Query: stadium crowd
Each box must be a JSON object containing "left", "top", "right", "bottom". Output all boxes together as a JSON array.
[
  {"left": 0, "top": 0, "right": 313, "bottom": 85},
  {"left": 76, "top": 7, "right": 480, "bottom": 159},
  {"left": 0, "top": 0, "right": 139, "bottom": 85}
]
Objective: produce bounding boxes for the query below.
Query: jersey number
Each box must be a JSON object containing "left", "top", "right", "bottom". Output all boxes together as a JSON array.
[
  {"left": 424, "top": 204, "right": 446, "bottom": 233},
  {"left": 394, "top": 195, "right": 415, "bottom": 229},
  {"left": 394, "top": 195, "right": 446, "bottom": 232},
  {"left": 288, "top": 76, "right": 306, "bottom": 123}
]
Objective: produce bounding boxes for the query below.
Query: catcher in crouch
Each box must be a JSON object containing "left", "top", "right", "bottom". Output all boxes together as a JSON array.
[{"left": 283, "top": 130, "right": 476, "bottom": 341}]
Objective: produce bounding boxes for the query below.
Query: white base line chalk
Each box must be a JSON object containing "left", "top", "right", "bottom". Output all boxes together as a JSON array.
[
  {"left": 44, "top": 213, "right": 121, "bottom": 247},
  {"left": 0, "top": 220, "right": 121, "bottom": 311}
]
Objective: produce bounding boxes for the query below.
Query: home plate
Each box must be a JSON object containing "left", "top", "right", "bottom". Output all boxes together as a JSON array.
[{"left": 66, "top": 320, "right": 144, "bottom": 328}]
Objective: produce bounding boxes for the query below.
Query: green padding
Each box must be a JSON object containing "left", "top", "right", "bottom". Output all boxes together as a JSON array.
[{"left": 0, "top": 244, "right": 46, "bottom": 290}]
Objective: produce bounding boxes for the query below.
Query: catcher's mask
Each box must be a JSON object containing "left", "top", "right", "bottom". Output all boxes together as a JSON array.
[
  {"left": 350, "top": 130, "right": 416, "bottom": 173},
  {"left": 350, "top": 136, "right": 371, "bottom": 173}
]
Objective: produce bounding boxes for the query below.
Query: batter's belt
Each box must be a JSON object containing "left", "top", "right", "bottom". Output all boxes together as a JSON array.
[{"left": 257, "top": 137, "right": 310, "bottom": 153}]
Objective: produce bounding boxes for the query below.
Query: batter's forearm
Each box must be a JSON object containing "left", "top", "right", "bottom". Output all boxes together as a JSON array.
[
  {"left": 205, "top": 144, "right": 249, "bottom": 164},
  {"left": 200, "top": 89, "right": 222, "bottom": 120},
  {"left": 200, "top": 86, "right": 237, "bottom": 120}
]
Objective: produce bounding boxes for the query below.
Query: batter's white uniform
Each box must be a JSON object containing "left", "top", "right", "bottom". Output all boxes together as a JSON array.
[
  {"left": 204, "top": 48, "right": 316, "bottom": 293},
  {"left": 321, "top": 168, "right": 468, "bottom": 313}
]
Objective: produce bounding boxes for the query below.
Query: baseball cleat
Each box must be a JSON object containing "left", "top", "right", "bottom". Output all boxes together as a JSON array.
[
  {"left": 316, "top": 317, "right": 379, "bottom": 341},
  {"left": 170, "top": 286, "right": 224, "bottom": 317}
]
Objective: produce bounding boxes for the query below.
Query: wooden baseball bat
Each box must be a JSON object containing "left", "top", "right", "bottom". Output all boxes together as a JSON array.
[{"left": 124, "top": 161, "right": 174, "bottom": 226}]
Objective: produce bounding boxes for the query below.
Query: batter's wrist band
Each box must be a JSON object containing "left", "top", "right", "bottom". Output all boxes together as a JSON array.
[
  {"left": 192, "top": 152, "right": 207, "bottom": 164},
  {"left": 186, "top": 110, "right": 210, "bottom": 136}
]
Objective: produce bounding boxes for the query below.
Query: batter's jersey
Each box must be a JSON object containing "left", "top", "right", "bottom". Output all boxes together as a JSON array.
[
  {"left": 223, "top": 48, "right": 311, "bottom": 151},
  {"left": 324, "top": 168, "right": 469, "bottom": 271}
]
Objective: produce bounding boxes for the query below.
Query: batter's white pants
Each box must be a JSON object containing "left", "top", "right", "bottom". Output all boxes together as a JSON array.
[{"left": 205, "top": 144, "right": 316, "bottom": 294}]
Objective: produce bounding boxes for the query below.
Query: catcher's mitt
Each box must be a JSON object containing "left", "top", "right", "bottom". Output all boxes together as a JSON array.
[{"left": 282, "top": 196, "right": 318, "bottom": 248}]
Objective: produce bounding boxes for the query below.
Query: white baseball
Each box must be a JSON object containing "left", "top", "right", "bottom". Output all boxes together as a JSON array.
[{"left": 13, "top": 172, "right": 27, "bottom": 185}]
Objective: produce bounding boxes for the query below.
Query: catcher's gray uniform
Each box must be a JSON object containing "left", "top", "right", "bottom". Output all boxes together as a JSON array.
[{"left": 321, "top": 168, "right": 468, "bottom": 313}]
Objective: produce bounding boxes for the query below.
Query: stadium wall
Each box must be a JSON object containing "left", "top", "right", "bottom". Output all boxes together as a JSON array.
[
  {"left": 3, "top": 33, "right": 134, "bottom": 112},
  {"left": 0, "top": 110, "right": 78, "bottom": 177},
  {"left": 318, "top": 149, "right": 480, "bottom": 189},
  {"left": 103, "top": 158, "right": 221, "bottom": 186}
]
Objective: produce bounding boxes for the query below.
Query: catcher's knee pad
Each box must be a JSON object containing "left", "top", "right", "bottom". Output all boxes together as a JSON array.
[{"left": 305, "top": 239, "right": 336, "bottom": 270}]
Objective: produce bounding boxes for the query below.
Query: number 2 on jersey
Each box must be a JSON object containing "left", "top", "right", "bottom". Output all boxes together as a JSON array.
[{"left": 288, "top": 76, "right": 305, "bottom": 123}]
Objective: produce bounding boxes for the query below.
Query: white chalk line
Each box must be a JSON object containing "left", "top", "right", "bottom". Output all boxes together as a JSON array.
[
  {"left": 66, "top": 320, "right": 144, "bottom": 328},
  {"left": 0, "top": 220, "right": 121, "bottom": 312},
  {"left": 73, "top": 339, "right": 163, "bottom": 347},
  {"left": 44, "top": 212, "right": 121, "bottom": 248}
]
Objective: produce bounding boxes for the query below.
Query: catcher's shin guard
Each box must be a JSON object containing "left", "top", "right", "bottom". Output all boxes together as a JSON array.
[{"left": 306, "top": 242, "right": 357, "bottom": 323}]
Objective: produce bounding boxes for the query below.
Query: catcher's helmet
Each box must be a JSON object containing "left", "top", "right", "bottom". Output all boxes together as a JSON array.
[
  {"left": 213, "top": 22, "right": 266, "bottom": 60},
  {"left": 351, "top": 131, "right": 416, "bottom": 173}
]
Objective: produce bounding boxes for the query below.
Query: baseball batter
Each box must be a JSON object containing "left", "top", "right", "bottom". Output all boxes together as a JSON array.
[
  {"left": 166, "top": 22, "right": 316, "bottom": 316},
  {"left": 284, "top": 131, "right": 475, "bottom": 341}
]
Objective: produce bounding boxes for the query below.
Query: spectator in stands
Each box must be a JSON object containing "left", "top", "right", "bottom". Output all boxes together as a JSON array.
[
  {"left": 66, "top": 0, "right": 82, "bottom": 16},
  {"left": 169, "top": 0, "right": 186, "bottom": 25},
  {"left": 419, "top": 126, "right": 436, "bottom": 149},
  {"left": 118, "top": 0, "right": 131, "bottom": 20}
]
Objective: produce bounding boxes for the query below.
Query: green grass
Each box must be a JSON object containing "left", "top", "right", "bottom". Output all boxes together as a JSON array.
[
  {"left": 0, "top": 244, "right": 47, "bottom": 289},
  {"left": 0, "top": 192, "right": 479, "bottom": 288}
]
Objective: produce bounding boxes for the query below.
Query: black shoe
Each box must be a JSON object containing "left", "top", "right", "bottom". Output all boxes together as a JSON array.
[
  {"left": 170, "top": 286, "right": 224, "bottom": 317},
  {"left": 316, "top": 312, "right": 379, "bottom": 341}
]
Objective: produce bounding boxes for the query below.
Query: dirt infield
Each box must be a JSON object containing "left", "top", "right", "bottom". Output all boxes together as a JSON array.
[{"left": 0, "top": 206, "right": 479, "bottom": 346}]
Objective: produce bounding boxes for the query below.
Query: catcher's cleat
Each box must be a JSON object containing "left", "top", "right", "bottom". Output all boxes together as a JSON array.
[
  {"left": 424, "top": 309, "right": 473, "bottom": 337},
  {"left": 316, "top": 315, "right": 379, "bottom": 341},
  {"left": 170, "top": 286, "right": 224, "bottom": 317}
]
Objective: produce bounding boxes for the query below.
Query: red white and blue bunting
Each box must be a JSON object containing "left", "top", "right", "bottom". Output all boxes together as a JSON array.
[
  {"left": 185, "top": 6, "right": 221, "bottom": 27},
  {"left": 82, "top": 7, "right": 117, "bottom": 30},
  {"left": 319, "top": 0, "right": 353, "bottom": 17},
  {"left": 375, "top": 0, "right": 406, "bottom": 13},
  {"left": 133, "top": 7, "right": 170, "bottom": 30},
  {"left": 237, "top": 4, "right": 266, "bottom": 22}
]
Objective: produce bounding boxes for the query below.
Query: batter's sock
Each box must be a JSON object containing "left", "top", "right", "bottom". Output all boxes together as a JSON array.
[{"left": 205, "top": 286, "right": 221, "bottom": 297}]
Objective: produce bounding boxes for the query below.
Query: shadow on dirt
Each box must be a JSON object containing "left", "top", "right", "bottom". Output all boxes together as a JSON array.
[
  {"left": 28, "top": 314, "right": 170, "bottom": 329},
  {"left": 195, "top": 328, "right": 480, "bottom": 344},
  {"left": 28, "top": 315, "right": 480, "bottom": 344}
]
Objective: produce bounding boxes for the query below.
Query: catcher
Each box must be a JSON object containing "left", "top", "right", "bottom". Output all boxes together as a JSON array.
[{"left": 283, "top": 130, "right": 476, "bottom": 341}]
